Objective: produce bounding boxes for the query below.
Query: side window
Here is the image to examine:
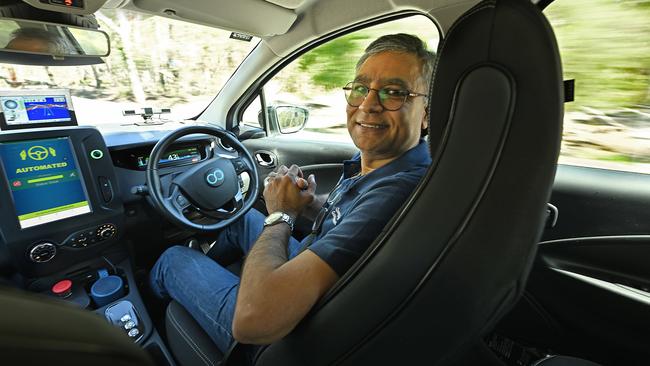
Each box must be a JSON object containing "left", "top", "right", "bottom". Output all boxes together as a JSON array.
[
  {"left": 546, "top": 1, "right": 650, "bottom": 174},
  {"left": 242, "top": 15, "right": 440, "bottom": 143},
  {"left": 242, "top": 95, "right": 263, "bottom": 128}
]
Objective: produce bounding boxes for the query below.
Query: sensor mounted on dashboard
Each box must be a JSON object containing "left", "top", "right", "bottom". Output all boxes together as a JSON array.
[{"left": 122, "top": 107, "right": 171, "bottom": 126}]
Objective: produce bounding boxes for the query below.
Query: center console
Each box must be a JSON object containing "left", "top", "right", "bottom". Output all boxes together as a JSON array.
[
  {"left": 26, "top": 254, "right": 176, "bottom": 365},
  {"left": 0, "top": 126, "right": 175, "bottom": 364},
  {"left": 0, "top": 127, "right": 123, "bottom": 277}
]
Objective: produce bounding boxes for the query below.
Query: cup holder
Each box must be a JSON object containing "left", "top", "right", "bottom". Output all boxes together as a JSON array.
[{"left": 90, "top": 271, "right": 126, "bottom": 307}]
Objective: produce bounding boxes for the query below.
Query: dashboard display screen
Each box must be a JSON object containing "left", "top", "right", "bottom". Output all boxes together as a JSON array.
[
  {"left": 0, "top": 137, "right": 91, "bottom": 229},
  {"left": 137, "top": 146, "right": 201, "bottom": 168},
  {"left": 0, "top": 89, "right": 76, "bottom": 129}
]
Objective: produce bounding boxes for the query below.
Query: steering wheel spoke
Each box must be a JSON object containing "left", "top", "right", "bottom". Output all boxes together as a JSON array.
[
  {"left": 230, "top": 156, "right": 252, "bottom": 175},
  {"left": 165, "top": 183, "right": 192, "bottom": 213},
  {"left": 202, "top": 189, "right": 244, "bottom": 220}
]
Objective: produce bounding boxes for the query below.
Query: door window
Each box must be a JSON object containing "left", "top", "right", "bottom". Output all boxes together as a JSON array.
[
  {"left": 242, "top": 15, "right": 440, "bottom": 143},
  {"left": 546, "top": 0, "right": 650, "bottom": 174}
]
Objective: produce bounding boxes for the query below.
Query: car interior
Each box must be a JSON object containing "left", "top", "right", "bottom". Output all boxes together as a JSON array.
[{"left": 0, "top": 0, "right": 649, "bottom": 365}]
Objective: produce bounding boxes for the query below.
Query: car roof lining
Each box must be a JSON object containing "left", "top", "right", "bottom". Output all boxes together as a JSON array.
[
  {"left": 263, "top": 0, "right": 481, "bottom": 60},
  {"left": 115, "top": 0, "right": 299, "bottom": 37},
  {"left": 265, "top": 0, "right": 306, "bottom": 10},
  {"left": 106, "top": 0, "right": 482, "bottom": 40}
]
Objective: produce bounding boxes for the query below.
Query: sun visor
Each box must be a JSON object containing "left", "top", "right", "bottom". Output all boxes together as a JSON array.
[{"left": 130, "top": 0, "right": 298, "bottom": 36}]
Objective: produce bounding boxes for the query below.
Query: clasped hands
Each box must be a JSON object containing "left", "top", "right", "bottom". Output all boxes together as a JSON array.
[{"left": 263, "top": 164, "right": 317, "bottom": 220}]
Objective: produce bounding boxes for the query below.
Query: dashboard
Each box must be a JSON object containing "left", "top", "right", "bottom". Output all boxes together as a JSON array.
[
  {"left": 111, "top": 143, "right": 207, "bottom": 171},
  {"left": 0, "top": 125, "right": 238, "bottom": 277}
]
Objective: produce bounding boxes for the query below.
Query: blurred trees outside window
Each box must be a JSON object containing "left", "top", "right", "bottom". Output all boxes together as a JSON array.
[
  {"left": 1, "top": 1, "right": 646, "bottom": 175},
  {"left": 253, "top": 2, "right": 650, "bottom": 175},
  {"left": 547, "top": 0, "right": 650, "bottom": 174},
  {"left": 0, "top": 10, "right": 259, "bottom": 124}
]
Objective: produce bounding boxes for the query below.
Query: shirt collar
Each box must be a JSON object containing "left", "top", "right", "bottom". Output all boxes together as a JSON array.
[{"left": 342, "top": 139, "right": 431, "bottom": 179}]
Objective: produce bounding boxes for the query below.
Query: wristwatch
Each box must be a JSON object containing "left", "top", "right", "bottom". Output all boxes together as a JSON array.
[{"left": 263, "top": 212, "right": 295, "bottom": 231}]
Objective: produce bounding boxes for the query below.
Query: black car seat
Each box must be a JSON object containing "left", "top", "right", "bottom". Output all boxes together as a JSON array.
[
  {"left": 166, "top": 0, "right": 565, "bottom": 365},
  {"left": 0, "top": 286, "right": 153, "bottom": 366}
]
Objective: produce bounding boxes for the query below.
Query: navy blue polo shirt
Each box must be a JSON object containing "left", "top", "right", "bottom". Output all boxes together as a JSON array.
[{"left": 303, "top": 140, "right": 431, "bottom": 277}]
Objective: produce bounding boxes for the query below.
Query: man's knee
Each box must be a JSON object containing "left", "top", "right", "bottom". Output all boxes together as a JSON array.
[
  {"left": 162, "top": 244, "right": 190, "bottom": 258},
  {"left": 157, "top": 245, "right": 191, "bottom": 267},
  {"left": 150, "top": 245, "right": 199, "bottom": 298},
  {"left": 151, "top": 245, "right": 194, "bottom": 282}
]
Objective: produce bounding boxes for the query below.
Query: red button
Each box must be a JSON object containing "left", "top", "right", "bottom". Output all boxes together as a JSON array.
[{"left": 52, "top": 280, "right": 73, "bottom": 297}]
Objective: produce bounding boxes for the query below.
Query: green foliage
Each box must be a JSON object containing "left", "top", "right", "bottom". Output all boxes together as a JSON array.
[
  {"left": 297, "top": 34, "right": 370, "bottom": 90},
  {"left": 546, "top": 0, "right": 650, "bottom": 110},
  {"left": 631, "top": 0, "right": 650, "bottom": 8},
  {"left": 599, "top": 153, "right": 650, "bottom": 164}
]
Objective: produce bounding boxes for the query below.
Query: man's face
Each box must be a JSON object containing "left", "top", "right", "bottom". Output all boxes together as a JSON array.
[
  {"left": 6, "top": 37, "right": 55, "bottom": 54},
  {"left": 346, "top": 51, "right": 428, "bottom": 162}
]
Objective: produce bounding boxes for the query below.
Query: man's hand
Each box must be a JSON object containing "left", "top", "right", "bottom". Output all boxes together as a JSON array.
[{"left": 264, "top": 164, "right": 316, "bottom": 218}]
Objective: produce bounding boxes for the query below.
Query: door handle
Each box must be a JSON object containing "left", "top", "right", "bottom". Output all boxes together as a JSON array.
[
  {"left": 545, "top": 203, "right": 558, "bottom": 228},
  {"left": 255, "top": 151, "right": 276, "bottom": 168}
]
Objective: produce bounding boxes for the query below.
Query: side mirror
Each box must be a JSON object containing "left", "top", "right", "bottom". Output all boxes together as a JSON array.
[{"left": 268, "top": 105, "right": 309, "bottom": 134}]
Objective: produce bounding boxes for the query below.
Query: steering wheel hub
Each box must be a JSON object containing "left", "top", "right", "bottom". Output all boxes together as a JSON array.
[
  {"left": 205, "top": 168, "right": 225, "bottom": 187},
  {"left": 172, "top": 158, "right": 240, "bottom": 211}
]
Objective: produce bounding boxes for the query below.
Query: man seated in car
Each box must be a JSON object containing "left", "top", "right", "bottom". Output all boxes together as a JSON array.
[{"left": 150, "top": 33, "right": 434, "bottom": 355}]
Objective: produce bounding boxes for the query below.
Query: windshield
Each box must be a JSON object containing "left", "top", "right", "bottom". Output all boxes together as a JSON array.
[{"left": 0, "top": 9, "right": 259, "bottom": 126}]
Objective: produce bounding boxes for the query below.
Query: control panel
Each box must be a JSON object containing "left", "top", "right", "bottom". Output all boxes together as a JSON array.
[
  {"left": 63, "top": 223, "right": 117, "bottom": 248},
  {"left": 26, "top": 222, "right": 116, "bottom": 262},
  {"left": 105, "top": 300, "right": 144, "bottom": 342},
  {"left": 0, "top": 127, "right": 124, "bottom": 277}
]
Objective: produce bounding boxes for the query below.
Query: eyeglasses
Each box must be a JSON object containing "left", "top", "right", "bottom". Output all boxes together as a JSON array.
[{"left": 342, "top": 81, "right": 428, "bottom": 111}]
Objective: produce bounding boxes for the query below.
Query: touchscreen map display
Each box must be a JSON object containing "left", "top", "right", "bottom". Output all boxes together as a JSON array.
[
  {"left": 0, "top": 137, "right": 91, "bottom": 229},
  {"left": 0, "top": 89, "right": 76, "bottom": 129}
]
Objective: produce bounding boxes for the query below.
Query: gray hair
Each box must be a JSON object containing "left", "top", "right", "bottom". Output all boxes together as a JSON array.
[
  {"left": 8, "top": 27, "right": 72, "bottom": 55},
  {"left": 356, "top": 33, "right": 436, "bottom": 90}
]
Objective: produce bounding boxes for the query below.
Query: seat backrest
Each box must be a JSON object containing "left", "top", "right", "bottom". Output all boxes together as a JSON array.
[
  {"left": 0, "top": 287, "right": 154, "bottom": 366},
  {"left": 254, "top": 0, "right": 563, "bottom": 364}
]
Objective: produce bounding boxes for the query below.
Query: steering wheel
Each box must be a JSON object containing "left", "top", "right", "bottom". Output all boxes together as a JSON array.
[{"left": 146, "top": 125, "right": 259, "bottom": 231}]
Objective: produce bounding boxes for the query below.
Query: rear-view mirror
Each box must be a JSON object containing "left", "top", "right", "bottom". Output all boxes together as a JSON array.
[{"left": 0, "top": 17, "right": 109, "bottom": 59}]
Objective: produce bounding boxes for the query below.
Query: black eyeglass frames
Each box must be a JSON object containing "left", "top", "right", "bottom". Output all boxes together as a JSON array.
[{"left": 342, "top": 81, "right": 428, "bottom": 111}]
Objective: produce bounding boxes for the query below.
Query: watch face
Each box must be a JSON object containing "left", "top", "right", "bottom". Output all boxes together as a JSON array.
[{"left": 265, "top": 212, "right": 283, "bottom": 225}]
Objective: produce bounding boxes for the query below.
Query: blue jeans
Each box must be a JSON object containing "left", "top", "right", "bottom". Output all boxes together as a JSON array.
[{"left": 149, "top": 209, "right": 302, "bottom": 357}]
